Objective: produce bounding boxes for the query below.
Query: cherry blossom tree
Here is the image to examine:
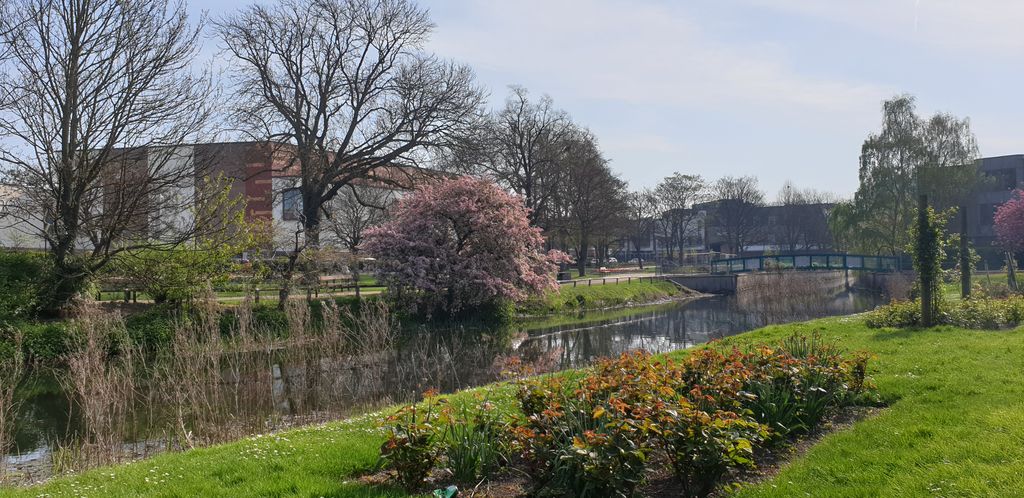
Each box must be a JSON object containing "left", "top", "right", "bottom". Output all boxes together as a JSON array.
[
  {"left": 994, "top": 190, "right": 1024, "bottom": 290},
  {"left": 363, "top": 177, "right": 567, "bottom": 317},
  {"left": 995, "top": 190, "right": 1024, "bottom": 254}
]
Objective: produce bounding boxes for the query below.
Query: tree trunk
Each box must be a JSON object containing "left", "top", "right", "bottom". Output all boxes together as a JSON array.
[
  {"left": 352, "top": 259, "right": 361, "bottom": 299},
  {"left": 918, "top": 195, "right": 933, "bottom": 327},
  {"left": 279, "top": 203, "right": 322, "bottom": 309},
  {"left": 960, "top": 207, "right": 971, "bottom": 299},
  {"left": 577, "top": 236, "right": 589, "bottom": 277},
  {"left": 48, "top": 268, "right": 87, "bottom": 315},
  {"left": 1006, "top": 252, "right": 1018, "bottom": 292}
]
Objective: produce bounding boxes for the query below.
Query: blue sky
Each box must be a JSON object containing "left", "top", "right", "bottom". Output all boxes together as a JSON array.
[{"left": 192, "top": 0, "right": 1024, "bottom": 199}]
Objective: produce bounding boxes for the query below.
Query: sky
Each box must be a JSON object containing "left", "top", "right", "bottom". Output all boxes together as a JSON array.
[{"left": 192, "top": 0, "right": 1024, "bottom": 199}]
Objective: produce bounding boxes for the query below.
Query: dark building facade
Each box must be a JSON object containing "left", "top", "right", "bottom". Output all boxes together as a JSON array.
[{"left": 966, "top": 154, "right": 1024, "bottom": 262}]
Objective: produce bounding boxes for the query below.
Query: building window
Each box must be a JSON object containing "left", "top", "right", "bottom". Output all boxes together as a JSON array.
[
  {"left": 979, "top": 203, "right": 997, "bottom": 226},
  {"left": 987, "top": 168, "right": 1017, "bottom": 191},
  {"left": 282, "top": 188, "right": 301, "bottom": 221}
]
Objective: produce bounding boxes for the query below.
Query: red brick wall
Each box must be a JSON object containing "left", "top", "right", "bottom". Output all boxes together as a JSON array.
[{"left": 196, "top": 142, "right": 277, "bottom": 222}]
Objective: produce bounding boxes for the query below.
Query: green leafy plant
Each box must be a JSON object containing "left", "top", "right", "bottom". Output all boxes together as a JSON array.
[
  {"left": 110, "top": 179, "right": 269, "bottom": 305},
  {"left": 380, "top": 391, "right": 445, "bottom": 490},
  {"left": 440, "top": 400, "right": 507, "bottom": 485},
  {"left": 656, "top": 404, "right": 766, "bottom": 498},
  {"left": 908, "top": 203, "right": 954, "bottom": 326},
  {"left": 0, "top": 251, "right": 51, "bottom": 323}
]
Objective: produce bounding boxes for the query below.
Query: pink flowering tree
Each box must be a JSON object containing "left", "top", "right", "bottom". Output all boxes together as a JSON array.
[
  {"left": 995, "top": 189, "right": 1024, "bottom": 254},
  {"left": 362, "top": 177, "right": 568, "bottom": 317},
  {"left": 995, "top": 190, "right": 1024, "bottom": 290}
]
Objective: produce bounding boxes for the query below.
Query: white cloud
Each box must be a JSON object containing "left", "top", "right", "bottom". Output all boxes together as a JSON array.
[
  {"left": 745, "top": 0, "right": 1024, "bottom": 55},
  {"left": 429, "top": 0, "right": 891, "bottom": 116}
]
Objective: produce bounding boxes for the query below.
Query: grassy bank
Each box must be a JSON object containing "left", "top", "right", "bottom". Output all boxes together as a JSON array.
[
  {"left": 7, "top": 314, "right": 1024, "bottom": 497},
  {"left": 517, "top": 279, "right": 682, "bottom": 315}
]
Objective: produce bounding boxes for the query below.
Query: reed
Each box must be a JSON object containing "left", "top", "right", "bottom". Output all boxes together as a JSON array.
[
  {"left": 61, "top": 307, "right": 146, "bottom": 470},
  {"left": 0, "top": 332, "right": 24, "bottom": 480},
  {"left": 32, "top": 293, "right": 552, "bottom": 480}
]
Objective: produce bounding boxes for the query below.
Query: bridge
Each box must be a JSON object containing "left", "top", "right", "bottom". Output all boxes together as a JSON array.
[{"left": 710, "top": 253, "right": 903, "bottom": 274}]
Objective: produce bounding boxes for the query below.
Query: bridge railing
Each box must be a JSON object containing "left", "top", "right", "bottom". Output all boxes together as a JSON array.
[{"left": 710, "top": 253, "right": 902, "bottom": 274}]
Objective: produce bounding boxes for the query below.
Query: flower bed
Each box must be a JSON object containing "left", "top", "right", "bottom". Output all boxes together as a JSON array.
[{"left": 376, "top": 334, "right": 878, "bottom": 497}]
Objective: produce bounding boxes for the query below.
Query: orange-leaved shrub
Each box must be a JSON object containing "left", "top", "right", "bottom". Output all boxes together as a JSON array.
[{"left": 379, "top": 333, "right": 877, "bottom": 497}]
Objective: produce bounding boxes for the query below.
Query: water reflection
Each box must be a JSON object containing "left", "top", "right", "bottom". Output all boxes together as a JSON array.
[{"left": 519, "top": 290, "right": 880, "bottom": 368}]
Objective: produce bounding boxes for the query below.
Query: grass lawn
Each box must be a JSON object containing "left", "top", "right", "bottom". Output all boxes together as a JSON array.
[{"left": 7, "top": 315, "right": 1024, "bottom": 497}]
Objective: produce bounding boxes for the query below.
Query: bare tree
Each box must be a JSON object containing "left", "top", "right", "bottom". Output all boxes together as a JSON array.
[
  {"left": 624, "top": 189, "right": 659, "bottom": 269},
  {"left": 654, "top": 173, "right": 707, "bottom": 261},
  {"left": 216, "top": 0, "right": 484, "bottom": 306},
  {"left": 561, "top": 129, "right": 626, "bottom": 277},
  {"left": 323, "top": 184, "right": 394, "bottom": 297},
  {"left": 710, "top": 176, "right": 765, "bottom": 255},
  {"left": 467, "top": 86, "right": 571, "bottom": 227},
  {"left": 776, "top": 181, "right": 836, "bottom": 251},
  {"left": 0, "top": 0, "right": 216, "bottom": 312}
]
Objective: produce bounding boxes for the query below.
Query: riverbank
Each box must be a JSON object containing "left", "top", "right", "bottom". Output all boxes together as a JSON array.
[
  {"left": 6, "top": 315, "right": 1024, "bottom": 497},
  {"left": 1, "top": 280, "right": 686, "bottom": 365},
  {"left": 517, "top": 279, "right": 684, "bottom": 315}
]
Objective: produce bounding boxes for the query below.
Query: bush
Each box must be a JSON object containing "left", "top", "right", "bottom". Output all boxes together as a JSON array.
[
  {"left": 0, "top": 251, "right": 51, "bottom": 323},
  {"left": 866, "top": 296, "right": 1024, "bottom": 330},
  {"left": 380, "top": 393, "right": 444, "bottom": 491},
  {"left": 18, "top": 322, "right": 73, "bottom": 362},
  {"left": 942, "top": 298, "right": 1003, "bottom": 329},
  {"left": 512, "top": 391, "right": 649, "bottom": 498},
  {"left": 864, "top": 300, "right": 921, "bottom": 328},
  {"left": 124, "top": 306, "right": 178, "bottom": 350},
  {"left": 657, "top": 407, "right": 764, "bottom": 498},
  {"left": 218, "top": 304, "right": 290, "bottom": 338}
]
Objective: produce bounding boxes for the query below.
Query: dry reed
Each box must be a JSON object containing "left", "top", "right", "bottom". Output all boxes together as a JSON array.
[{"left": 0, "top": 331, "right": 24, "bottom": 480}]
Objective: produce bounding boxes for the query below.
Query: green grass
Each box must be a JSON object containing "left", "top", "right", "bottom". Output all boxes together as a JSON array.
[
  {"left": 714, "top": 319, "right": 1024, "bottom": 497},
  {"left": 517, "top": 279, "right": 681, "bottom": 315},
  {"left": 518, "top": 299, "right": 685, "bottom": 331},
  {"left": 10, "top": 313, "right": 1024, "bottom": 496},
  {"left": 941, "top": 272, "right": 1011, "bottom": 301}
]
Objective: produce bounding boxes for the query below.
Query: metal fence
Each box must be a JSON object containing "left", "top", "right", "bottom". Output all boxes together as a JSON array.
[
  {"left": 557, "top": 275, "right": 671, "bottom": 287},
  {"left": 710, "top": 253, "right": 902, "bottom": 274}
]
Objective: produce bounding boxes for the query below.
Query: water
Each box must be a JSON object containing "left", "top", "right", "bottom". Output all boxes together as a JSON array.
[{"left": 4, "top": 289, "right": 882, "bottom": 480}]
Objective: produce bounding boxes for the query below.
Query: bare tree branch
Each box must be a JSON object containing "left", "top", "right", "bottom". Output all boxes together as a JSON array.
[
  {"left": 216, "top": 0, "right": 484, "bottom": 305},
  {"left": 0, "top": 0, "right": 216, "bottom": 311}
]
